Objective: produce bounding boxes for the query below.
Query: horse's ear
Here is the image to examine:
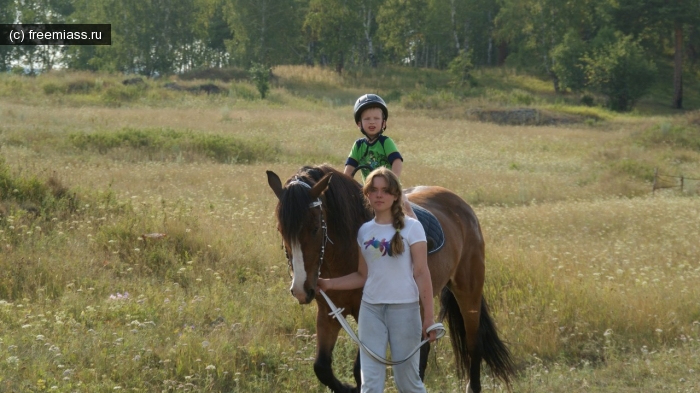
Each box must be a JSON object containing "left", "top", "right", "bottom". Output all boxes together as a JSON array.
[
  {"left": 266, "top": 170, "right": 284, "bottom": 200},
  {"left": 309, "top": 174, "right": 332, "bottom": 200}
]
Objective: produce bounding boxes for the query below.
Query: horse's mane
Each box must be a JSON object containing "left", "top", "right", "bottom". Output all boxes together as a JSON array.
[{"left": 278, "top": 165, "right": 371, "bottom": 245}]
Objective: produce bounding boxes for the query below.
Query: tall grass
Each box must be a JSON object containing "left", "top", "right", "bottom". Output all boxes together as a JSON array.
[{"left": 1, "top": 68, "right": 699, "bottom": 392}]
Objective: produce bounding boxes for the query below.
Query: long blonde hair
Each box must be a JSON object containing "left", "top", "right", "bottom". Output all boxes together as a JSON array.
[{"left": 362, "top": 167, "right": 405, "bottom": 256}]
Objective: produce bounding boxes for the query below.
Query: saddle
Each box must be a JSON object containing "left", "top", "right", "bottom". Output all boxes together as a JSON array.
[{"left": 410, "top": 202, "right": 445, "bottom": 255}]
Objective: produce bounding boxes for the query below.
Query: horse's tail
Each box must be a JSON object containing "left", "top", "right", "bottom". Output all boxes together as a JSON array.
[
  {"left": 478, "top": 297, "right": 516, "bottom": 388},
  {"left": 439, "top": 287, "right": 516, "bottom": 388}
]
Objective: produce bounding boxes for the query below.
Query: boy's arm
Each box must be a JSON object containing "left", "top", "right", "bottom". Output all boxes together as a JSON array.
[
  {"left": 391, "top": 158, "right": 403, "bottom": 177},
  {"left": 383, "top": 137, "right": 403, "bottom": 177},
  {"left": 345, "top": 141, "right": 361, "bottom": 177},
  {"left": 343, "top": 165, "right": 355, "bottom": 177}
]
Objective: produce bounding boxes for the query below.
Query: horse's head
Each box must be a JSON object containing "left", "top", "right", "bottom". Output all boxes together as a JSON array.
[{"left": 267, "top": 170, "right": 332, "bottom": 304}]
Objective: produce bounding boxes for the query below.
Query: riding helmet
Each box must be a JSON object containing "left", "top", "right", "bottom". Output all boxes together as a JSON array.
[{"left": 353, "top": 94, "right": 389, "bottom": 124}]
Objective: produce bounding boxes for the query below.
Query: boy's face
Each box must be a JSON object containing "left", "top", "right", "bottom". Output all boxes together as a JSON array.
[{"left": 357, "top": 107, "right": 385, "bottom": 138}]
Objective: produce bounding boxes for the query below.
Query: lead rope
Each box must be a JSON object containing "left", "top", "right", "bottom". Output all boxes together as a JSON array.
[{"left": 319, "top": 289, "right": 445, "bottom": 366}]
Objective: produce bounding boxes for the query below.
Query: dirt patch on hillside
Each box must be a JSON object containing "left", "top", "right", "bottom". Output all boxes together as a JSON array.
[{"left": 466, "top": 108, "right": 599, "bottom": 126}]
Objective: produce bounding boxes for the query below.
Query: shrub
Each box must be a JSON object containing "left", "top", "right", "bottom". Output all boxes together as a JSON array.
[
  {"left": 180, "top": 67, "right": 249, "bottom": 82},
  {"left": 580, "top": 95, "right": 595, "bottom": 107},
  {"left": 249, "top": 63, "right": 271, "bottom": 99},
  {"left": 448, "top": 49, "right": 475, "bottom": 87},
  {"left": 610, "top": 158, "right": 656, "bottom": 182},
  {"left": 401, "top": 90, "right": 444, "bottom": 110},
  {"left": 0, "top": 157, "right": 49, "bottom": 204},
  {"left": 102, "top": 84, "right": 145, "bottom": 104},
  {"left": 584, "top": 34, "right": 656, "bottom": 111},
  {"left": 41, "top": 82, "right": 65, "bottom": 95},
  {"left": 0, "top": 157, "right": 77, "bottom": 221},
  {"left": 66, "top": 78, "right": 98, "bottom": 94},
  {"left": 228, "top": 83, "right": 259, "bottom": 101},
  {"left": 69, "top": 128, "right": 280, "bottom": 163},
  {"left": 635, "top": 122, "right": 700, "bottom": 151},
  {"left": 551, "top": 30, "right": 588, "bottom": 92}
]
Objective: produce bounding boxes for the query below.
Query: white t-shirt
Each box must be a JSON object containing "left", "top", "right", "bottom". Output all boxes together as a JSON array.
[{"left": 357, "top": 216, "right": 427, "bottom": 304}]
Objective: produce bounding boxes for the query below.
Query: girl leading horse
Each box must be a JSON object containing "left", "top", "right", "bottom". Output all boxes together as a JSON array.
[{"left": 267, "top": 164, "right": 514, "bottom": 393}]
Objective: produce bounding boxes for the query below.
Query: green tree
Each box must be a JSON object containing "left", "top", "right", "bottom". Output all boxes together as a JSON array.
[
  {"left": 68, "top": 0, "right": 209, "bottom": 75},
  {"left": 0, "top": 0, "right": 17, "bottom": 72},
  {"left": 249, "top": 62, "right": 271, "bottom": 98},
  {"left": 447, "top": 49, "right": 474, "bottom": 86},
  {"left": 376, "top": 0, "right": 426, "bottom": 66},
  {"left": 358, "top": 0, "right": 385, "bottom": 67},
  {"left": 303, "top": 0, "right": 362, "bottom": 73},
  {"left": 416, "top": 0, "right": 468, "bottom": 69},
  {"left": 202, "top": 0, "right": 234, "bottom": 67},
  {"left": 226, "top": 0, "right": 307, "bottom": 66},
  {"left": 11, "top": 0, "right": 73, "bottom": 72},
  {"left": 495, "top": 0, "right": 599, "bottom": 92},
  {"left": 551, "top": 30, "right": 588, "bottom": 92},
  {"left": 614, "top": 0, "right": 700, "bottom": 109},
  {"left": 584, "top": 34, "right": 656, "bottom": 111}
]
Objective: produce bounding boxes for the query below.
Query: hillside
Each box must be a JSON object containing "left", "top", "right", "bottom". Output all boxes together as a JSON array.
[{"left": 0, "top": 66, "right": 699, "bottom": 392}]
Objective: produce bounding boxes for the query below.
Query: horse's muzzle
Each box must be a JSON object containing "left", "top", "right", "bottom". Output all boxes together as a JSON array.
[{"left": 291, "top": 287, "right": 316, "bottom": 304}]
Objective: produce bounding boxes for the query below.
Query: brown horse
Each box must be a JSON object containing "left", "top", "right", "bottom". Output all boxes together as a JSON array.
[{"left": 267, "top": 165, "right": 515, "bottom": 393}]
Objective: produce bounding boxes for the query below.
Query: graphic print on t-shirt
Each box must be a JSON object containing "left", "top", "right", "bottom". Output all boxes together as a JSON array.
[{"left": 363, "top": 236, "right": 392, "bottom": 257}]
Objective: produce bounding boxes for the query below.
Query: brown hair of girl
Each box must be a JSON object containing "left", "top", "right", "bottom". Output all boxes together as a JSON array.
[{"left": 362, "top": 167, "right": 405, "bottom": 256}]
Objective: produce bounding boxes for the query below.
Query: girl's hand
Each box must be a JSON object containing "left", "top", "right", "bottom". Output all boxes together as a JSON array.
[
  {"left": 423, "top": 319, "right": 437, "bottom": 342},
  {"left": 317, "top": 278, "right": 332, "bottom": 292}
]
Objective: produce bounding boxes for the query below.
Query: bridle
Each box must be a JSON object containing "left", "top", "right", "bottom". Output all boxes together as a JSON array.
[{"left": 281, "top": 178, "right": 333, "bottom": 277}]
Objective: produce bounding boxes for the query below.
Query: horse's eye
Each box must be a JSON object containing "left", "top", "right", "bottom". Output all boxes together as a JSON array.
[{"left": 311, "top": 226, "right": 320, "bottom": 235}]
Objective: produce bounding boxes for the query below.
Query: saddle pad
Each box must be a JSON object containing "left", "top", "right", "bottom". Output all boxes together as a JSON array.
[{"left": 410, "top": 202, "right": 445, "bottom": 255}]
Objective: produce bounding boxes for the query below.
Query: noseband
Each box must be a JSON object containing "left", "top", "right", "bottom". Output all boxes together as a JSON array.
[{"left": 282, "top": 178, "right": 333, "bottom": 277}]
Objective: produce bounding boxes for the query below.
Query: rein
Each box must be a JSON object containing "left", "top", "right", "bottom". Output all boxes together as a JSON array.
[{"left": 320, "top": 289, "right": 445, "bottom": 366}]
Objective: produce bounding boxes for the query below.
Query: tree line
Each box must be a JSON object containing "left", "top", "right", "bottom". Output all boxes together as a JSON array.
[{"left": 1, "top": 0, "right": 698, "bottom": 110}]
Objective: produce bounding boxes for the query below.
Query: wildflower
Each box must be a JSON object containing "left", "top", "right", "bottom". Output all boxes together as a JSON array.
[
  {"left": 109, "top": 292, "right": 129, "bottom": 300},
  {"left": 206, "top": 364, "right": 216, "bottom": 371}
]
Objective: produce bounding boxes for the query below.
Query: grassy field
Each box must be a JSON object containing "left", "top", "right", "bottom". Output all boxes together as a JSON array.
[{"left": 1, "top": 66, "right": 699, "bottom": 392}]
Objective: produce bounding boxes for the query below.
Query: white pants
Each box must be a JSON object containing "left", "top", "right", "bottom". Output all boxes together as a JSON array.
[{"left": 358, "top": 301, "right": 426, "bottom": 393}]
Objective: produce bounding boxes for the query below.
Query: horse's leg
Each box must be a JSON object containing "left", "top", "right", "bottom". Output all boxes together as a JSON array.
[
  {"left": 465, "top": 308, "right": 482, "bottom": 393},
  {"left": 419, "top": 342, "right": 430, "bottom": 381},
  {"left": 314, "top": 311, "right": 358, "bottom": 393},
  {"left": 450, "top": 287, "right": 482, "bottom": 393},
  {"left": 451, "top": 252, "right": 485, "bottom": 393}
]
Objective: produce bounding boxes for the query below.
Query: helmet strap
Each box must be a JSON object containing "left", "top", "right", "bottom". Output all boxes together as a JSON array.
[
  {"left": 361, "top": 128, "right": 384, "bottom": 143},
  {"left": 359, "top": 120, "right": 386, "bottom": 142}
]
